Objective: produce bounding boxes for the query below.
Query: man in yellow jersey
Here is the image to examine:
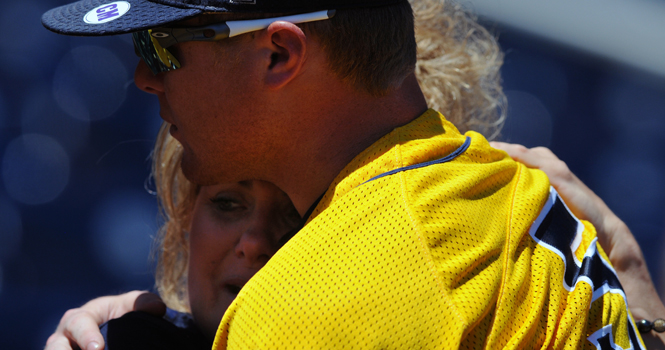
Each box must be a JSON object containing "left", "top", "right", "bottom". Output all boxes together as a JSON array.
[{"left": 42, "top": 0, "right": 651, "bottom": 348}]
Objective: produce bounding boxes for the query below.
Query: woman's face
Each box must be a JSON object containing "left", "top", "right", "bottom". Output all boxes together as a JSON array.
[{"left": 187, "top": 180, "right": 302, "bottom": 339}]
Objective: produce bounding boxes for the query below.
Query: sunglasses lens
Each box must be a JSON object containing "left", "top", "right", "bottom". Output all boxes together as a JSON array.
[{"left": 132, "top": 30, "right": 180, "bottom": 75}]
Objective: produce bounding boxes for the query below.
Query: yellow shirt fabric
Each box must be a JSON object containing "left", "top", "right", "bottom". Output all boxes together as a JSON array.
[{"left": 213, "top": 109, "right": 645, "bottom": 349}]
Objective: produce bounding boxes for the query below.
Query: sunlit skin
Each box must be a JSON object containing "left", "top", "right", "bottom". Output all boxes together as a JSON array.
[
  {"left": 187, "top": 180, "right": 302, "bottom": 340},
  {"left": 133, "top": 16, "right": 321, "bottom": 191},
  {"left": 134, "top": 38, "right": 269, "bottom": 188}
]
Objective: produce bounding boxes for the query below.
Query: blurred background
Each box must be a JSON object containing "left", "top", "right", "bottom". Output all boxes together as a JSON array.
[{"left": 0, "top": 0, "right": 663, "bottom": 348}]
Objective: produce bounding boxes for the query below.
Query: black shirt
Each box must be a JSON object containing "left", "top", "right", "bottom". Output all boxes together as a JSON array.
[{"left": 100, "top": 308, "right": 211, "bottom": 350}]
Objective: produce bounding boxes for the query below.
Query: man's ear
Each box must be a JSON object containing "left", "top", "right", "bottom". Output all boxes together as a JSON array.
[{"left": 258, "top": 21, "right": 307, "bottom": 90}]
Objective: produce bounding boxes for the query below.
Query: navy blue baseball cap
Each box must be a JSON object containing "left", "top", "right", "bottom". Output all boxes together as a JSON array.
[{"left": 42, "top": 0, "right": 403, "bottom": 36}]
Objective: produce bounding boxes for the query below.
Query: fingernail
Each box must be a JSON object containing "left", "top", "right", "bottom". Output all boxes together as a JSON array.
[{"left": 86, "top": 342, "right": 100, "bottom": 350}]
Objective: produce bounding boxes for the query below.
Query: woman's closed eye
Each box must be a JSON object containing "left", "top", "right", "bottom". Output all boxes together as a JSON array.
[{"left": 209, "top": 196, "right": 245, "bottom": 212}]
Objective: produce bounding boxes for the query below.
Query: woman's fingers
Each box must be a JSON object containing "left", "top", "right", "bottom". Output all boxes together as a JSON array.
[
  {"left": 490, "top": 142, "right": 611, "bottom": 244},
  {"left": 44, "top": 291, "right": 154, "bottom": 350},
  {"left": 45, "top": 308, "right": 104, "bottom": 350}
]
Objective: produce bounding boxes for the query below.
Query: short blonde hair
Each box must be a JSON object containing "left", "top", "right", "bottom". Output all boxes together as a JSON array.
[
  {"left": 151, "top": 0, "right": 506, "bottom": 311},
  {"left": 300, "top": 1, "right": 417, "bottom": 96},
  {"left": 306, "top": 0, "right": 505, "bottom": 134},
  {"left": 203, "top": 1, "right": 417, "bottom": 97},
  {"left": 205, "top": 0, "right": 504, "bottom": 134}
]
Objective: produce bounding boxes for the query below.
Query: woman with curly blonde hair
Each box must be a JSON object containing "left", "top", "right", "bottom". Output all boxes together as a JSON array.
[
  {"left": 149, "top": 121, "right": 303, "bottom": 342},
  {"left": 46, "top": 1, "right": 510, "bottom": 348}
]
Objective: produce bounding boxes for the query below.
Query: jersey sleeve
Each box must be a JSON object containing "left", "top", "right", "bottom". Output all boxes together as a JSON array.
[{"left": 523, "top": 187, "right": 646, "bottom": 350}]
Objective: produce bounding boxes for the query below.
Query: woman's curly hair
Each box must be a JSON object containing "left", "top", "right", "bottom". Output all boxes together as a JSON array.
[
  {"left": 151, "top": 122, "right": 197, "bottom": 312},
  {"left": 413, "top": 0, "right": 506, "bottom": 139}
]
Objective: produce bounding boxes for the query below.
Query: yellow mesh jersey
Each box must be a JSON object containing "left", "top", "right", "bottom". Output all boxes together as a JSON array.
[{"left": 213, "top": 109, "right": 645, "bottom": 350}]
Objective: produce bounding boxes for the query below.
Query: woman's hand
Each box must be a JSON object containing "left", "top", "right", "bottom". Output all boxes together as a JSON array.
[
  {"left": 44, "top": 291, "right": 166, "bottom": 350},
  {"left": 491, "top": 142, "right": 665, "bottom": 349}
]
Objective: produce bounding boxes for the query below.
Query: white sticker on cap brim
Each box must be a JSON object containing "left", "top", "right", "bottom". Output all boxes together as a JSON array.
[{"left": 83, "top": 1, "right": 131, "bottom": 24}]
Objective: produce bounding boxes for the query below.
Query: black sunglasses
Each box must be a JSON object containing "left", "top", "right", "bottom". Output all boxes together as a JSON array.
[{"left": 132, "top": 10, "right": 336, "bottom": 75}]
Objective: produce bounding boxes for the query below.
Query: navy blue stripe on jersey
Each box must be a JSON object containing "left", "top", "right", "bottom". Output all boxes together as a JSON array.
[
  {"left": 363, "top": 136, "right": 471, "bottom": 184},
  {"left": 529, "top": 189, "right": 625, "bottom": 294},
  {"left": 530, "top": 188, "right": 644, "bottom": 350},
  {"left": 532, "top": 193, "right": 583, "bottom": 290}
]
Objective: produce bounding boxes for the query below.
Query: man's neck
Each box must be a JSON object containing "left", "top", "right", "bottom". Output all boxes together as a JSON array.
[{"left": 273, "top": 74, "right": 428, "bottom": 216}]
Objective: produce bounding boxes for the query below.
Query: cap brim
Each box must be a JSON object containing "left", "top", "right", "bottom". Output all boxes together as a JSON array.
[{"left": 42, "top": 0, "right": 203, "bottom": 36}]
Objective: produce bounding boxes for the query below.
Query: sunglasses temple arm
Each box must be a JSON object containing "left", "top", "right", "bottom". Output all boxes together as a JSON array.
[{"left": 226, "top": 9, "right": 335, "bottom": 38}]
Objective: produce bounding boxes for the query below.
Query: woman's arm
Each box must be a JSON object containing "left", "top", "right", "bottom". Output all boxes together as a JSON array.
[{"left": 45, "top": 291, "right": 166, "bottom": 350}]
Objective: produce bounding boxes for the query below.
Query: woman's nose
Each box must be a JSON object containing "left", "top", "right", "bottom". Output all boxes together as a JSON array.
[{"left": 234, "top": 221, "right": 279, "bottom": 265}]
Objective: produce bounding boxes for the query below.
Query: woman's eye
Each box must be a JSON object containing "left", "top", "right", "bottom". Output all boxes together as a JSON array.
[{"left": 209, "top": 197, "right": 243, "bottom": 212}]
